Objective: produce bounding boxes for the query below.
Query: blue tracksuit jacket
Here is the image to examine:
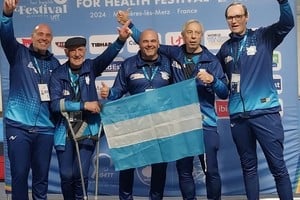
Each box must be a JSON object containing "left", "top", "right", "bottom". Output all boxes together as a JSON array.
[
  {"left": 129, "top": 24, "right": 228, "bottom": 128},
  {"left": 159, "top": 44, "right": 228, "bottom": 128},
  {"left": 108, "top": 52, "right": 172, "bottom": 99},
  {"left": 0, "top": 14, "right": 60, "bottom": 133},
  {"left": 216, "top": 1, "right": 294, "bottom": 119},
  {"left": 49, "top": 38, "right": 125, "bottom": 150}
]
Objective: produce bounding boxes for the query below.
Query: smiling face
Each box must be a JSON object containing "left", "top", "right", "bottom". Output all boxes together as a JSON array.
[
  {"left": 226, "top": 4, "right": 248, "bottom": 35},
  {"left": 65, "top": 46, "right": 86, "bottom": 69},
  {"left": 31, "top": 24, "right": 53, "bottom": 55},
  {"left": 139, "top": 29, "right": 160, "bottom": 61}
]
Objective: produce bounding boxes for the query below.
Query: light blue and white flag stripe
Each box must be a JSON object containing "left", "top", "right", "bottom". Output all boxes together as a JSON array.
[{"left": 101, "top": 78, "right": 204, "bottom": 171}]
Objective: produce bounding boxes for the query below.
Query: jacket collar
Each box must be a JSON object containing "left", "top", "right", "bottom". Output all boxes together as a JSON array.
[
  {"left": 29, "top": 44, "right": 53, "bottom": 60},
  {"left": 136, "top": 51, "right": 162, "bottom": 68}
]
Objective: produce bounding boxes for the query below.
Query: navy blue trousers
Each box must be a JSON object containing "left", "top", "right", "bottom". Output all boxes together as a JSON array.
[
  {"left": 230, "top": 113, "right": 293, "bottom": 200},
  {"left": 176, "top": 128, "right": 221, "bottom": 200},
  {"left": 56, "top": 138, "right": 96, "bottom": 200},
  {"left": 119, "top": 162, "right": 167, "bottom": 200},
  {"left": 6, "top": 124, "right": 53, "bottom": 200}
]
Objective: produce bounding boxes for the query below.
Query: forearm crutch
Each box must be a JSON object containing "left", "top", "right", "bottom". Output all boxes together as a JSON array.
[
  {"left": 94, "top": 123, "right": 103, "bottom": 200},
  {"left": 61, "top": 111, "right": 88, "bottom": 200}
]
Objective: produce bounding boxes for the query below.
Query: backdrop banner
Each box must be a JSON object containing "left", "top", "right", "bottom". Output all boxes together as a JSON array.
[{"left": 0, "top": 0, "right": 299, "bottom": 196}]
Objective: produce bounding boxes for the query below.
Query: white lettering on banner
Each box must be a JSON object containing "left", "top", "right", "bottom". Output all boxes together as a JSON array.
[
  {"left": 17, "top": 4, "right": 67, "bottom": 15},
  {"left": 204, "top": 30, "right": 230, "bottom": 50},
  {"left": 112, "top": 10, "right": 142, "bottom": 17},
  {"left": 177, "top": 8, "right": 197, "bottom": 14},
  {"left": 76, "top": 0, "right": 209, "bottom": 7},
  {"left": 155, "top": 0, "right": 206, "bottom": 5},
  {"left": 90, "top": 11, "right": 106, "bottom": 18},
  {"left": 89, "top": 35, "right": 121, "bottom": 55},
  {"left": 91, "top": 42, "right": 112, "bottom": 47},
  {"left": 27, "top": 0, "right": 68, "bottom": 4},
  {"left": 77, "top": 0, "right": 101, "bottom": 8},
  {"left": 112, "top": 9, "right": 170, "bottom": 17},
  {"left": 105, "top": 0, "right": 151, "bottom": 7}
]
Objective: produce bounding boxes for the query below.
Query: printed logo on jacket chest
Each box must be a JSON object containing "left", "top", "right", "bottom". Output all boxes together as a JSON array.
[
  {"left": 130, "top": 73, "right": 145, "bottom": 80},
  {"left": 171, "top": 60, "right": 182, "bottom": 69},
  {"left": 160, "top": 72, "right": 170, "bottom": 80},
  {"left": 224, "top": 56, "right": 233, "bottom": 64},
  {"left": 63, "top": 89, "right": 70, "bottom": 96},
  {"left": 246, "top": 46, "right": 257, "bottom": 56}
]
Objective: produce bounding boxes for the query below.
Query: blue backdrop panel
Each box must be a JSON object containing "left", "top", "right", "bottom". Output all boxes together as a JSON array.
[{"left": 0, "top": 0, "right": 299, "bottom": 196}]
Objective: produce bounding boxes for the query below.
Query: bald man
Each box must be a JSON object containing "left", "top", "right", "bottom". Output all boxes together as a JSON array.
[
  {"left": 101, "top": 29, "right": 173, "bottom": 200},
  {"left": 0, "top": 0, "right": 60, "bottom": 199}
]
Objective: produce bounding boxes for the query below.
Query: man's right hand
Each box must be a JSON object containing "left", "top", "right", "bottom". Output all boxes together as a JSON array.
[
  {"left": 3, "top": 0, "right": 19, "bottom": 16},
  {"left": 117, "top": 9, "right": 130, "bottom": 25},
  {"left": 84, "top": 101, "right": 101, "bottom": 113}
]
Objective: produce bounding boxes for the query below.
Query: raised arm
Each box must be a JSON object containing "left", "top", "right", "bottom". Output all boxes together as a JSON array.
[
  {"left": 92, "top": 20, "right": 132, "bottom": 76},
  {"left": 0, "top": 0, "right": 20, "bottom": 64},
  {"left": 266, "top": 0, "right": 294, "bottom": 47}
]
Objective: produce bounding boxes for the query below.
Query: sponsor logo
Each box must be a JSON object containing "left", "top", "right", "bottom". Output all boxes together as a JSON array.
[
  {"left": 127, "top": 38, "right": 139, "bottom": 53},
  {"left": 89, "top": 34, "right": 123, "bottom": 54},
  {"left": 51, "top": 36, "right": 84, "bottom": 55},
  {"left": 104, "top": 58, "right": 124, "bottom": 72},
  {"left": 91, "top": 153, "right": 115, "bottom": 180},
  {"left": 16, "top": 38, "right": 32, "bottom": 47},
  {"left": 273, "top": 74, "right": 282, "bottom": 94},
  {"left": 15, "top": 0, "right": 68, "bottom": 21},
  {"left": 204, "top": 29, "right": 230, "bottom": 50},
  {"left": 215, "top": 100, "right": 229, "bottom": 118},
  {"left": 136, "top": 166, "right": 151, "bottom": 186},
  {"left": 272, "top": 51, "right": 281, "bottom": 71},
  {"left": 165, "top": 32, "right": 182, "bottom": 46},
  {"left": 8, "top": 136, "right": 17, "bottom": 140}
]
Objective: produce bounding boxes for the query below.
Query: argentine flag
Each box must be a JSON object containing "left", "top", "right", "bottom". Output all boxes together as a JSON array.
[{"left": 101, "top": 78, "right": 204, "bottom": 171}]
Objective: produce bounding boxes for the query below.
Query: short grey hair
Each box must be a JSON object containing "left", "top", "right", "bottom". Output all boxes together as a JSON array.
[{"left": 181, "top": 19, "right": 204, "bottom": 35}]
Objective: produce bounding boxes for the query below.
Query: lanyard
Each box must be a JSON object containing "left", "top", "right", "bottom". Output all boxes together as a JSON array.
[
  {"left": 68, "top": 68, "right": 80, "bottom": 95},
  {"left": 33, "top": 57, "right": 41, "bottom": 74},
  {"left": 230, "top": 31, "right": 248, "bottom": 72},
  {"left": 142, "top": 66, "right": 158, "bottom": 81},
  {"left": 33, "top": 57, "right": 45, "bottom": 83}
]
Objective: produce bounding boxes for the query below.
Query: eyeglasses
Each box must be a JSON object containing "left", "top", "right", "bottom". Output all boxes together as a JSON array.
[{"left": 226, "top": 14, "right": 245, "bottom": 22}]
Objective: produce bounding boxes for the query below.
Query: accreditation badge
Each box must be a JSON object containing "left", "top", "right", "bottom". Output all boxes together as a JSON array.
[
  {"left": 38, "top": 84, "right": 50, "bottom": 101},
  {"left": 231, "top": 73, "right": 240, "bottom": 93}
]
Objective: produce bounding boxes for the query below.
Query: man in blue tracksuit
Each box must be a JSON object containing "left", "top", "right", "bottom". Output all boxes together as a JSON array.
[
  {"left": 0, "top": 0, "right": 60, "bottom": 200},
  {"left": 158, "top": 20, "right": 228, "bottom": 200},
  {"left": 49, "top": 24, "right": 131, "bottom": 200},
  {"left": 115, "top": 14, "right": 228, "bottom": 199},
  {"left": 100, "top": 29, "right": 172, "bottom": 200},
  {"left": 216, "top": 0, "right": 294, "bottom": 199}
]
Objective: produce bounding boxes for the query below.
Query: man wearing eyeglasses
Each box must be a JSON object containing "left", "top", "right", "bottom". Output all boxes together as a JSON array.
[{"left": 216, "top": 0, "right": 294, "bottom": 199}]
